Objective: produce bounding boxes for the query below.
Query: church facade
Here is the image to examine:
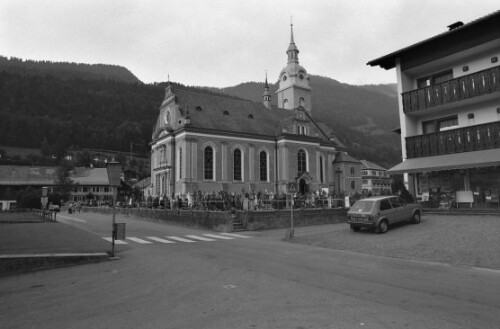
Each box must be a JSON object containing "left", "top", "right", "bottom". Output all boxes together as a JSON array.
[{"left": 150, "top": 26, "right": 353, "bottom": 198}]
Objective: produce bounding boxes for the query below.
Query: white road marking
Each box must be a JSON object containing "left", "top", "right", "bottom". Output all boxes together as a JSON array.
[
  {"left": 166, "top": 236, "right": 197, "bottom": 243},
  {"left": 185, "top": 235, "right": 216, "bottom": 242},
  {"left": 102, "top": 237, "right": 128, "bottom": 244},
  {"left": 220, "top": 233, "right": 251, "bottom": 238},
  {"left": 127, "top": 237, "right": 153, "bottom": 244},
  {"left": 146, "top": 236, "right": 175, "bottom": 244},
  {"left": 102, "top": 233, "right": 250, "bottom": 245},
  {"left": 57, "top": 215, "right": 86, "bottom": 222},
  {"left": 203, "top": 234, "right": 234, "bottom": 240}
]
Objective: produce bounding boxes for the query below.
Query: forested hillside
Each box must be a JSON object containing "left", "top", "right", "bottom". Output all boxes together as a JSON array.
[
  {"left": 0, "top": 57, "right": 401, "bottom": 169},
  {"left": 0, "top": 69, "right": 161, "bottom": 158},
  {"left": 0, "top": 56, "right": 140, "bottom": 83}
]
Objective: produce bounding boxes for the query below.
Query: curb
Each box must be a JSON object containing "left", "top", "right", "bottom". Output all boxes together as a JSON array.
[{"left": 0, "top": 252, "right": 110, "bottom": 276}]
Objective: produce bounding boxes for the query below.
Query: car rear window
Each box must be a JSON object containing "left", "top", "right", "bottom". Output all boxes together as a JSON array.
[{"left": 350, "top": 200, "right": 375, "bottom": 213}]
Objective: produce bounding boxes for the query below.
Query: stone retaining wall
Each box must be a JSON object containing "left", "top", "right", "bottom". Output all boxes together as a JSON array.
[{"left": 84, "top": 207, "right": 348, "bottom": 232}]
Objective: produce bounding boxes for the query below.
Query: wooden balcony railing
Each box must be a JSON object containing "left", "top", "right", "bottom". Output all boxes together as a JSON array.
[
  {"left": 402, "top": 65, "right": 500, "bottom": 113},
  {"left": 405, "top": 121, "right": 500, "bottom": 158}
]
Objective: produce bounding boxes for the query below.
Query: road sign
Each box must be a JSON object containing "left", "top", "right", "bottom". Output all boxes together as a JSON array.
[
  {"left": 113, "top": 223, "right": 126, "bottom": 240},
  {"left": 288, "top": 183, "right": 297, "bottom": 193},
  {"left": 41, "top": 196, "right": 48, "bottom": 209}
]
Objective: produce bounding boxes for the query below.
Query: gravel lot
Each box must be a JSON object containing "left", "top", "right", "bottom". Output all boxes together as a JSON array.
[{"left": 290, "top": 214, "right": 500, "bottom": 270}]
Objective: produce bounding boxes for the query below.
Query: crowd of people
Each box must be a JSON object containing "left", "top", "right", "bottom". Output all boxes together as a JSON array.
[{"left": 140, "top": 189, "right": 378, "bottom": 211}]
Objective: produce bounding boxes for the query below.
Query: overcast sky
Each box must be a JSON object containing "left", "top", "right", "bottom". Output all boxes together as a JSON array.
[{"left": 1, "top": 1, "right": 498, "bottom": 88}]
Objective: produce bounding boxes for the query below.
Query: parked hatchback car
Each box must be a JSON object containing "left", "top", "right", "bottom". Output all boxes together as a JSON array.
[{"left": 347, "top": 196, "right": 422, "bottom": 233}]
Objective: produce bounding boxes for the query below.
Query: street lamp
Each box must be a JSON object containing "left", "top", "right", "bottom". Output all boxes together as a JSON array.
[{"left": 106, "top": 161, "right": 122, "bottom": 258}]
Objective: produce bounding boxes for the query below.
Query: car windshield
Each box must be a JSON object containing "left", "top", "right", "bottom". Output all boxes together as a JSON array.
[{"left": 350, "top": 200, "right": 375, "bottom": 213}]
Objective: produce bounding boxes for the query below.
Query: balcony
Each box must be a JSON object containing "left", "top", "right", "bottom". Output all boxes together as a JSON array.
[
  {"left": 406, "top": 121, "right": 500, "bottom": 158},
  {"left": 402, "top": 65, "right": 500, "bottom": 114}
]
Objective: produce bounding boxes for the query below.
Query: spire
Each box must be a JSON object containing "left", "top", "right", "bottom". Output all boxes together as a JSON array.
[
  {"left": 287, "top": 20, "right": 299, "bottom": 64},
  {"left": 263, "top": 70, "right": 272, "bottom": 109}
]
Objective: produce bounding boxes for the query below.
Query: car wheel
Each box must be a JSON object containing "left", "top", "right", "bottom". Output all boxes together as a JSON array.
[
  {"left": 376, "top": 220, "right": 388, "bottom": 234},
  {"left": 412, "top": 212, "right": 421, "bottom": 224},
  {"left": 350, "top": 224, "right": 361, "bottom": 232}
]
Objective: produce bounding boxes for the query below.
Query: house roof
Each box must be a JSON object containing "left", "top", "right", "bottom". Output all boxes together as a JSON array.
[
  {"left": 0, "top": 165, "right": 110, "bottom": 186},
  {"left": 360, "top": 160, "right": 387, "bottom": 171},
  {"left": 367, "top": 10, "right": 500, "bottom": 70},
  {"left": 70, "top": 167, "right": 109, "bottom": 185},
  {"left": 334, "top": 152, "right": 361, "bottom": 164},
  {"left": 0, "top": 165, "right": 57, "bottom": 185},
  {"left": 154, "top": 84, "right": 341, "bottom": 148},
  {"left": 133, "top": 177, "right": 151, "bottom": 189}
]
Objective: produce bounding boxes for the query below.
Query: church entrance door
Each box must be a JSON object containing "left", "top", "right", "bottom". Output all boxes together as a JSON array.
[{"left": 299, "top": 179, "right": 308, "bottom": 194}]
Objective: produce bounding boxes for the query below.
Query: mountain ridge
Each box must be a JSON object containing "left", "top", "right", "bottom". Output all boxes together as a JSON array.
[{"left": 0, "top": 56, "right": 401, "bottom": 169}]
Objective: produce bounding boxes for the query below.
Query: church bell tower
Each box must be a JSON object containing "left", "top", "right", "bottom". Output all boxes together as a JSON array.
[{"left": 275, "top": 23, "right": 312, "bottom": 112}]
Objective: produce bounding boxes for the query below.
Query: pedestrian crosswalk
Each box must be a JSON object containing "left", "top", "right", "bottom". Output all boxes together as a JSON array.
[{"left": 102, "top": 233, "right": 251, "bottom": 245}]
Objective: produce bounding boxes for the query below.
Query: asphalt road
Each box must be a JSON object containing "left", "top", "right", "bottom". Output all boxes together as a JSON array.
[{"left": 1, "top": 212, "right": 499, "bottom": 329}]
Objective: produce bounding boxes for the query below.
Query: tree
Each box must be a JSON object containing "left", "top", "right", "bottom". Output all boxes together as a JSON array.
[
  {"left": 54, "top": 159, "right": 74, "bottom": 202},
  {"left": 16, "top": 186, "right": 41, "bottom": 209}
]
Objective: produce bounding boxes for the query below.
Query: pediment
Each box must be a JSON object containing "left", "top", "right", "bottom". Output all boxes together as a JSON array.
[{"left": 297, "top": 171, "right": 314, "bottom": 182}]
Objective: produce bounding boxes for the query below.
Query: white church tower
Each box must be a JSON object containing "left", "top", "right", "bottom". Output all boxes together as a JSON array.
[{"left": 276, "top": 23, "right": 312, "bottom": 111}]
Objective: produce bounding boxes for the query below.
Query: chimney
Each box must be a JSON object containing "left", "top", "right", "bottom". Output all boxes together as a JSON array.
[{"left": 447, "top": 21, "right": 464, "bottom": 31}]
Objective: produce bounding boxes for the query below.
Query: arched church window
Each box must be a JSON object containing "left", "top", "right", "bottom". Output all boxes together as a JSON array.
[
  {"left": 300, "top": 97, "right": 305, "bottom": 107},
  {"left": 350, "top": 167, "right": 355, "bottom": 175},
  {"left": 351, "top": 181, "right": 356, "bottom": 189},
  {"left": 248, "top": 114, "right": 254, "bottom": 119},
  {"left": 233, "top": 149, "right": 242, "bottom": 181},
  {"left": 223, "top": 111, "right": 229, "bottom": 116},
  {"left": 283, "top": 99, "right": 288, "bottom": 109},
  {"left": 178, "top": 148, "right": 182, "bottom": 180},
  {"left": 297, "top": 149, "right": 306, "bottom": 174},
  {"left": 259, "top": 151, "right": 267, "bottom": 181},
  {"left": 204, "top": 147, "right": 214, "bottom": 180},
  {"left": 319, "top": 156, "right": 324, "bottom": 183}
]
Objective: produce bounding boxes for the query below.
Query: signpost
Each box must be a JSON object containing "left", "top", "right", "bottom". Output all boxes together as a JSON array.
[
  {"left": 41, "top": 187, "right": 48, "bottom": 210},
  {"left": 286, "top": 183, "right": 297, "bottom": 239},
  {"left": 106, "top": 162, "right": 122, "bottom": 259}
]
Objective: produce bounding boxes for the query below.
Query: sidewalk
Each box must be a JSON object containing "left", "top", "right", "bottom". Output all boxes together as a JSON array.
[{"left": 0, "top": 212, "right": 111, "bottom": 276}]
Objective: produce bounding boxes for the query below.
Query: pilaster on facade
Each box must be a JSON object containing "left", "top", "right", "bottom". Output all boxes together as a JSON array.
[
  {"left": 221, "top": 142, "right": 228, "bottom": 181},
  {"left": 248, "top": 144, "right": 255, "bottom": 182},
  {"left": 191, "top": 140, "right": 198, "bottom": 181}
]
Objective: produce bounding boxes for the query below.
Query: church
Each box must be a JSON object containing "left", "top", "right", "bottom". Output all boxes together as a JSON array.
[{"left": 150, "top": 25, "right": 358, "bottom": 198}]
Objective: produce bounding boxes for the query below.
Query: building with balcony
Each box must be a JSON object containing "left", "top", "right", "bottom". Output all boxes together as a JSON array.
[
  {"left": 150, "top": 25, "right": 352, "bottom": 198},
  {"left": 360, "top": 160, "right": 391, "bottom": 196},
  {"left": 368, "top": 11, "right": 500, "bottom": 208}
]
